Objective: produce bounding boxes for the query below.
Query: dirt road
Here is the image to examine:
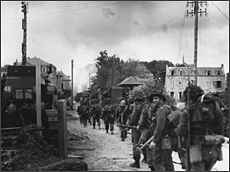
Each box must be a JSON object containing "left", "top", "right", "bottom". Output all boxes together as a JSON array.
[
  {"left": 67, "top": 111, "right": 228, "bottom": 171},
  {"left": 67, "top": 117, "right": 150, "bottom": 171}
]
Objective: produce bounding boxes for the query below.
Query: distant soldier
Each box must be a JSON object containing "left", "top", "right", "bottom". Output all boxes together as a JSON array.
[
  {"left": 147, "top": 91, "right": 175, "bottom": 171},
  {"left": 102, "top": 98, "right": 114, "bottom": 134},
  {"left": 92, "top": 104, "right": 102, "bottom": 129},
  {"left": 175, "top": 85, "right": 225, "bottom": 171},
  {"left": 117, "top": 100, "right": 129, "bottom": 141},
  {"left": 127, "top": 91, "right": 145, "bottom": 168},
  {"left": 78, "top": 103, "right": 89, "bottom": 127}
]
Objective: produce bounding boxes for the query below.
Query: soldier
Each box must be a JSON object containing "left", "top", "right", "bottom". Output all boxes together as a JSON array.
[
  {"left": 80, "top": 103, "right": 89, "bottom": 127},
  {"left": 137, "top": 91, "right": 166, "bottom": 170},
  {"left": 127, "top": 91, "right": 145, "bottom": 168},
  {"left": 117, "top": 100, "right": 129, "bottom": 141},
  {"left": 148, "top": 91, "right": 175, "bottom": 171},
  {"left": 92, "top": 104, "right": 102, "bottom": 129},
  {"left": 102, "top": 98, "right": 114, "bottom": 134},
  {"left": 175, "top": 85, "right": 225, "bottom": 171}
]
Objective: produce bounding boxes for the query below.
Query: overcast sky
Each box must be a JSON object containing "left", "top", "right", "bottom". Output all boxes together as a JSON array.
[{"left": 1, "top": 1, "right": 229, "bottom": 92}]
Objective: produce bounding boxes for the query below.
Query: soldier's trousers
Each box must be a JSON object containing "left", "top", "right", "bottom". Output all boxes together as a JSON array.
[
  {"left": 150, "top": 146, "right": 174, "bottom": 171},
  {"left": 120, "top": 127, "right": 127, "bottom": 140},
  {"left": 104, "top": 120, "right": 114, "bottom": 133},
  {"left": 93, "top": 117, "right": 100, "bottom": 128},
  {"left": 131, "top": 129, "right": 141, "bottom": 162}
]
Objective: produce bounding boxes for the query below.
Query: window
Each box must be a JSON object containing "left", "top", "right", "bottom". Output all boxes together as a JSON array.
[
  {"left": 171, "top": 70, "right": 175, "bottom": 76},
  {"left": 25, "top": 89, "right": 32, "bottom": 99},
  {"left": 170, "top": 92, "right": 174, "bottom": 97},
  {"left": 216, "top": 81, "right": 222, "bottom": 88},
  {"left": 214, "top": 81, "right": 222, "bottom": 88},
  {"left": 207, "top": 71, "right": 211, "bottom": 76},
  {"left": 180, "top": 71, "right": 182, "bottom": 76},
  {"left": 179, "top": 92, "right": 182, "bottom": 100},
  {"left": 217, "top": 71, "right": 221, "bottom": 75},
  {"left": 15, "top": 89, "right": 23, "bottom": 99},
  {"left": 179, "top": 81, "right": 182, "bottom": 85}
]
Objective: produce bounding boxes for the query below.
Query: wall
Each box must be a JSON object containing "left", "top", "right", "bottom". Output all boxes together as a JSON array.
[{"left": 165, "top": 65, "right": 226, "bottom": 102}]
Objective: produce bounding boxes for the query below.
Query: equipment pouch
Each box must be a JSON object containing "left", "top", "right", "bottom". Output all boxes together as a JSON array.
[
  {"left": 190, "top": 145, "right": 202, "bottom": 163},
  {"left": 161, "top": 137, "right": 171, "bottom": 150}
]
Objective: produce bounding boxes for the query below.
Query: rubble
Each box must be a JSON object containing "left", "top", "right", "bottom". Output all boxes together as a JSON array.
[{"left": 1, "top": 125, "right": 60, "bottom": 171}]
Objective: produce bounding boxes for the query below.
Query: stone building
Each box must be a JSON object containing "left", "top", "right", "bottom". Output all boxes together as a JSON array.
[{"left": 165, "top": 64, "right": 226, "bottom": 101}]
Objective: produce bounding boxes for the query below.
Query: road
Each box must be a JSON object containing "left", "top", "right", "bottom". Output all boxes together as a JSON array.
[{"left": 67, "top": 111, "right": 229, "bottom": 171}]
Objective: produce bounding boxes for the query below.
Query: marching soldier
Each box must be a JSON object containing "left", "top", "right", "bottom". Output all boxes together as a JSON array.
[
  {"left": 148, "top": 91, "right": 175, "bottom": 171},
  {"left": 102, "top": 98, "right": 115, "bottom": 134},
  {"left": 175, "top": 85, "right": 225, "bottom": 171},
  {"left": 127, "top": 91, "right": 145, "bottom": 168},
  {"left": 137, "top": 91, "right": 166, "bottom": 170},
  {"left": 92, "top": 104, "right": 102, "bottom": 129},
  {"left": 117, "top": 100, "right": 129, "bottom": 141}
]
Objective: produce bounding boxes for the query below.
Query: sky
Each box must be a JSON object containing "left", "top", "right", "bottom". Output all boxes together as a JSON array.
[{"left": 1, "top": 1, "right": 229, "bottom": 92}]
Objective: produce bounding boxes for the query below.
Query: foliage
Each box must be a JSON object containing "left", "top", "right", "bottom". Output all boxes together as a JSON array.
[
  {"left": 93, "top": 50, "right": 151, "bottom": 93},
  {"left": 143, "top": 60, "right": 174, "bottom": 85}
]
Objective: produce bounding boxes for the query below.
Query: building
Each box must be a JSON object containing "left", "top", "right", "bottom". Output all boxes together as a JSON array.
[
  {"left": 56, "top": 71, "right": 71, "bottom": 93},
  {"left": 165, "top": 64, "right": 226, "bottom": 101}
]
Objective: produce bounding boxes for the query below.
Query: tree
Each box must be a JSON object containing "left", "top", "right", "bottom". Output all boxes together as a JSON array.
[{"left": 143, "top": 60, "right": 174, "bottom": 85}]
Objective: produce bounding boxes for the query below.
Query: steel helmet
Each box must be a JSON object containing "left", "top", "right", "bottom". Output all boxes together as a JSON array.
[{"left": 120, "top": 100, "right": 126, "bottom": 106}]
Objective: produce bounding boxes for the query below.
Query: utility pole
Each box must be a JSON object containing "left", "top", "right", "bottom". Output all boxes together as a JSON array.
[
  {"left": 71, "top": 59, "right": 74, "bottom": 110},
  {"left": 21, "top": 1, "right": 28, "bottom": 65},
  {"left": 186, "top": 0, "right": 207, "bottom": 86}
]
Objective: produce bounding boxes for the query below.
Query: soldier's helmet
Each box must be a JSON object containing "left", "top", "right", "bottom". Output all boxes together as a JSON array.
[
  {"left": 183, "top": 85, "right": 204, "bottom": 103},
  {"left": 134, "top": 91, "right": 145, "bottom": 101},
  {"left": 149, "top": 90, "right": 166, "bottom": 102},
  {"left": 120, "top": 100, "right": 126, "bottom": 106}
]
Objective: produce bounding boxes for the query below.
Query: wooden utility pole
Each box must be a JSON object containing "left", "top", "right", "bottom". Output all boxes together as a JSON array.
[
  {"left": 186, "top": 0, "right": 207, "bottom": 86},
  {"left": 71, "top": 59, "right": 74, "bottom": 110},
  {"left": 36, "top": 60, "right": 42, "bottom": 128},
  {"left": 21, "top": 1, "right": 28, "bottom": 65}
]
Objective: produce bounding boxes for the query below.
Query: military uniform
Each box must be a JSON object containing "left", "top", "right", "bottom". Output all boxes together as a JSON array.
[
  {"left": 175, "top": 86, "right": 225, "bottom": 171},
  {"left": 78, "top": 104, "right": 89, "bottom": 127},
  {"left": 128, "top": 98, "right": 145, "bottom": 168},
  {"left": 137, "top": 102, "right": 160, "bottom": 169},
  {"left": 149, "top": 103, "right": 175, "bottom": 171},
  {"left": 92, "top": 104, "right": 102, "bottom": 129},
  {"left": 102, "top": 104, "right": 115, "bottom": 134},
  {"left": 117, "top": 101, "right": 129, "bottom": 141}
]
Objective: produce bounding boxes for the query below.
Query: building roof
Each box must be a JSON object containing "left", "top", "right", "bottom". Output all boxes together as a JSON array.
[
  {"left": 27, "top": 57, "right": 50, "bottom": 66},
  {"left": 167, "top": 65, "right": 225, "bottom": 76},
  {"left": 117, "top": 76, "right": 143, "bottom": 87}
]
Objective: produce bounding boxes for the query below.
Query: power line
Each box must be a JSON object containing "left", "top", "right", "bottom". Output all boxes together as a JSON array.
[{"left": 211, "top": 1, "right": 229, "bottom": 21}]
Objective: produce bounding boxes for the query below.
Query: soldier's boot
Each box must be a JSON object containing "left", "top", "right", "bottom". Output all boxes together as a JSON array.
[{"left": 129, "top": 160, "right": 140, "bottom": 168}]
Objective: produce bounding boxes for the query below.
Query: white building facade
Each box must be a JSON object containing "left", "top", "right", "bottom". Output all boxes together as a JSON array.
[{"left": 165, "top": 64, "right": 226, "bottom": 102}]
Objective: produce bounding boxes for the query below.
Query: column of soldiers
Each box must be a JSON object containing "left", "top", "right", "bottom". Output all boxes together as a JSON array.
[
  {"left": 117, "top": 85, "right": 227, "bottom": 171},
  {"left": 77, "top": 97, "right": 117, "bottom": 135},
  {"left": 76, "top": 84, "right": 227, "bottom": 171}
]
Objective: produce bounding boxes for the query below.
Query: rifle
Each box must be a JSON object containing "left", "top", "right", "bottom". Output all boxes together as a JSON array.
[
  {"left": 136, "top": 135, "right": 154, "bottom": 152},
  {"left": 117, "top": 124, "right": 138, "bottom": 130}
]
